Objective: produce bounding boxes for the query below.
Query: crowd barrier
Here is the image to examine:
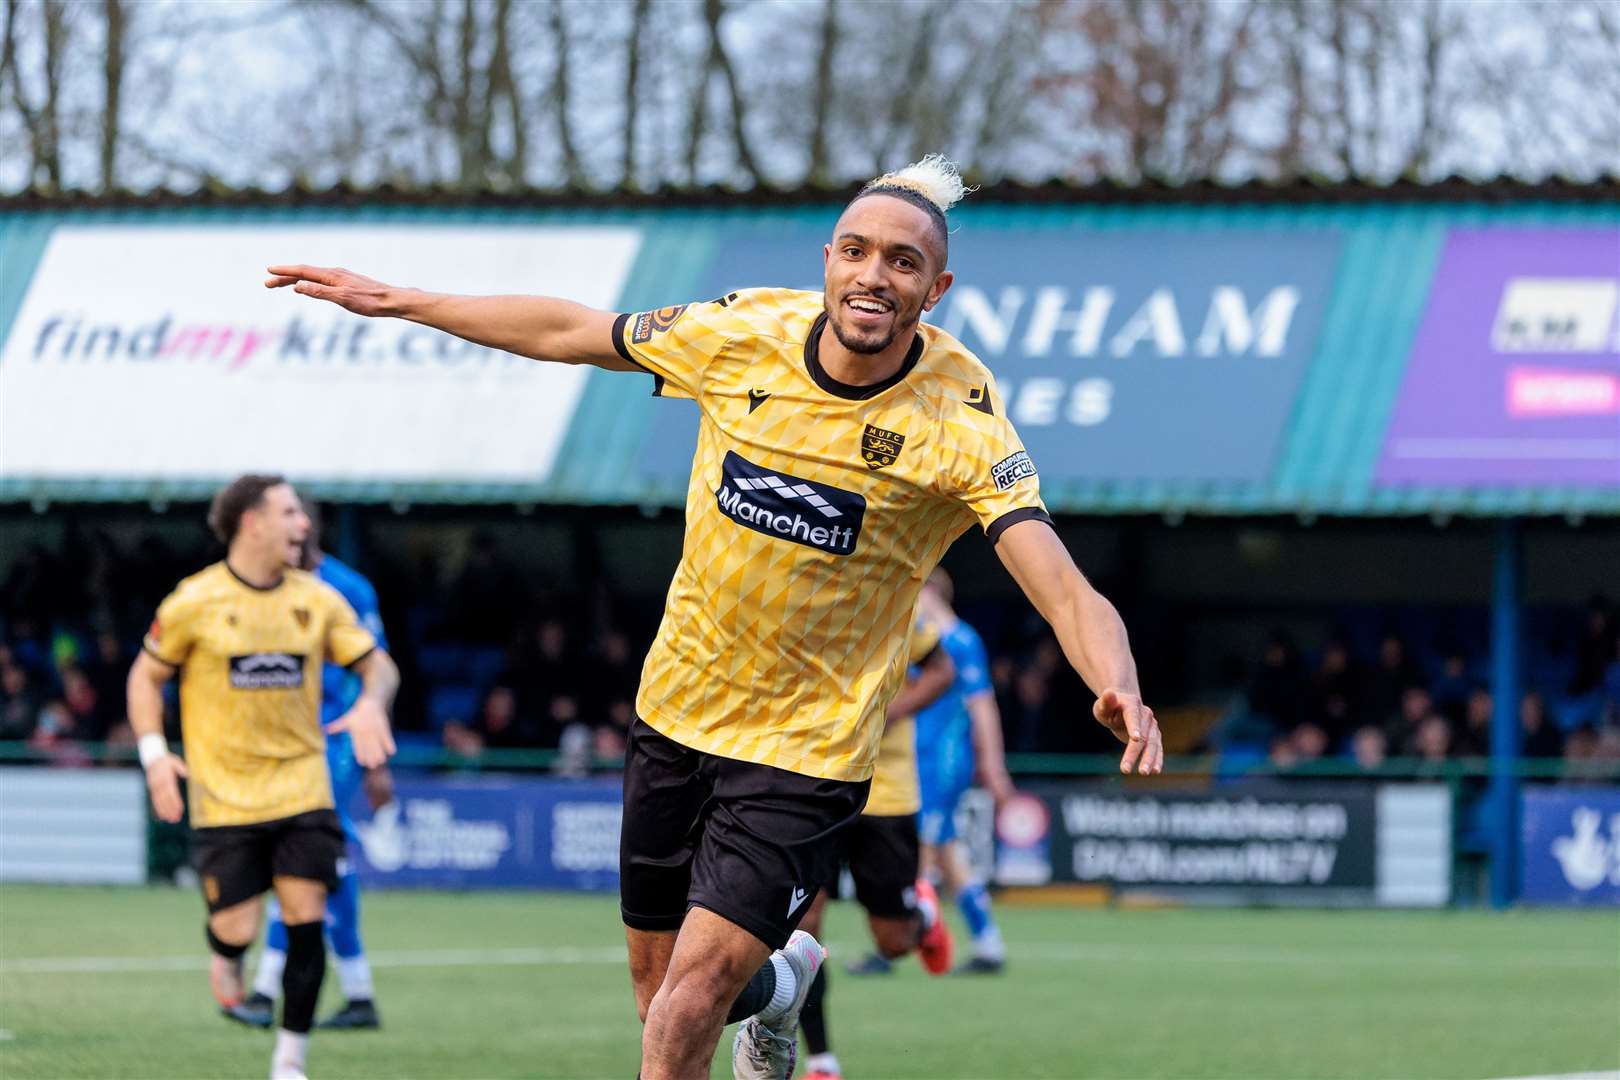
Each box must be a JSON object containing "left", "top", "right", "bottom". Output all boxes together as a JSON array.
[{"left": 1, "top": 750, "right": 1615, "bottom": 908}]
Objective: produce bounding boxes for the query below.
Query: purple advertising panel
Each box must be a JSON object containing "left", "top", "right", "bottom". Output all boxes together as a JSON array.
[{"left": 1378, "top": 229, "right": 1620, "bottom": 488}]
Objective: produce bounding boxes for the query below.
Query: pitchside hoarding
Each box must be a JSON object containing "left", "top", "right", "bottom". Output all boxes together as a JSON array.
[
  {"left": 637, "top": 227, "right": 1344, "bottom": 490},
  {"left": 1520, "top": 786, "right": 1620, "bottom": 906},
  {"left": 1378, "top": 229, "right": 1620, "bottom": 489},
  {"left": 967, "top": 782, "right": 1451, "bottom": 906},
  {"left": 0, "top": 225, "right": 640, "bottom": 487},
  {"left": 346, "top": 776, "right": 622, "bottom": 891}
]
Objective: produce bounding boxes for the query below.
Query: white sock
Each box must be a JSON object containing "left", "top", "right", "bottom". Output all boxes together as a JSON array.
[
  {"left": 754, "top": 952, "right": 797, "bottom": 1026},
  {"left": 253, "top": 948, "right": 286, "bottom": 1000},
  {"left": 806, "top": 1051, "right": 841, "bottom": 1075},
  {"left": 336, "top": 955, "right": 374, "bottom": 1001},
  {"left": 916, "top": 890, "right": 939, "bottom": 931},
  {"left": 272, "top": 1029, "right": 307, "bottom": 1069},
  {"left": 974, "top": 926, "right": 1006, "bottom": 961}
]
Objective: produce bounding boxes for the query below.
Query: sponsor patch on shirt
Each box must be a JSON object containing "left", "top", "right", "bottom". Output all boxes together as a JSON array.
[
  {"left": 715, "top": 451, "right": 866, "bottom": 556},
  {"left": 228, "top": 653, "right": 306, "bottom": 690},
  {"left": 631, "top": 305, "right": 688, "bottom": 344},
  {"left": 991, "top": 451, "right": 1037, "bottom": 491}
]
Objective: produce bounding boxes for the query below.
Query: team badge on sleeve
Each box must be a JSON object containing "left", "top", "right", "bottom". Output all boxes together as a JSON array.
[
  {"left": 632, "top": 304, "right": 689, "bottom": 344},
  {"left": 861, "top": 425, "right": 907, "bottom": 470},
  {"left": 992, "top": 451, "right": 1037, "bottom": 490}
]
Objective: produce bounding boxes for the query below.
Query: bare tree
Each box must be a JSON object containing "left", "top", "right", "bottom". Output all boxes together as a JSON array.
[
  {"left": 3, "top": 0, "right": 73, "bottom": 189},
  {"left": 2, "top": 0, "right": 1616, "bottom": 195}
]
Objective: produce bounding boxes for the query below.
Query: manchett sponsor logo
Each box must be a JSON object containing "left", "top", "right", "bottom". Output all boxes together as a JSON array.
[
  {"left": 715, "top": 451, "right": 865, "bottom": 555},
  {"left": 227, "top": 653, "right": 305, "bottom": 690}
]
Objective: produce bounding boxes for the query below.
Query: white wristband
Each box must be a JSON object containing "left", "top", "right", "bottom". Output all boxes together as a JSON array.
[{"left": 138, "top": 733, "right": 170, "bottom": 769}]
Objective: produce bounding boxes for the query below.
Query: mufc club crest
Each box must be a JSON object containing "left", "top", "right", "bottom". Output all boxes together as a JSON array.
[
  {"left": 293, "top": 607, "right": 311, "bottom": 629},
  {"left": 861, "top": 425, "right": 906, "bottom": 470}
]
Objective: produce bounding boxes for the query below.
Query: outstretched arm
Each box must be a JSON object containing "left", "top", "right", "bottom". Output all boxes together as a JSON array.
[
  {"left": 265, "top": 264, "right": 636, "bottom": 370},
  {"left": 994, "top": 518, "right": 1163, "bottom": 775}
]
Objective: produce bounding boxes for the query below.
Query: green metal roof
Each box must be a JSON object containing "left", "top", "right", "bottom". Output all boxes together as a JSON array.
[{"left": 2, "top": 195, "right": 1616, "bottom": 515}]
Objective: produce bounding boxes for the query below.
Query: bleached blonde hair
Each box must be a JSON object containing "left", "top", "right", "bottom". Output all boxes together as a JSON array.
[{"left": 864, "top": 154, "right": 973, "bottom": 214}]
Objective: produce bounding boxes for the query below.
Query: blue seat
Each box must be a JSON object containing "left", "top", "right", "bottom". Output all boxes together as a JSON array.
[
  {"left": 427, "top": 684, "right": 482, "bottom": 731},
  {"left": 417, "top": 645, "right": 466, "bottom": 683}
]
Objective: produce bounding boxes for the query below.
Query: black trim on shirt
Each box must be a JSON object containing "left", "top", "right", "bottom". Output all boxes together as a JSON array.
[
  {"left": 610, "top": 312, "right": 637, "bottom": 366},
  {"left": 142, "top": 643, "right": 179, "bottom": 669},
  {"left": 802, "top": 313, "right": 924, "bottom": 401},
  {"left": 612, "top": 312, "right": 665, "bottom": 396},
  {"left": 985, "top": 506, "right": 1053, "bottom": 546},
  {"left": 224, "top": 560, "right": 284, "bottom": 592},
  {"left": 342, "top": 645, "right": 378, "bottom": 671}
]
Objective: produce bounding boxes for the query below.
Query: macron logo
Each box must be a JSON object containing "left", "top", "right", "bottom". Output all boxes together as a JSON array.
[
  {"left": 715, "top": 451, "right": 866, "bottom": 557},
  {"left": 788, "top": 886, "right": 809, "bottom": 917}
]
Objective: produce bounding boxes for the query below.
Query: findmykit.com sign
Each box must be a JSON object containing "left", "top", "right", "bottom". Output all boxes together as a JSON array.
[
  {"left": 0, "top": 224, "right": 640, "bottom": 487},
  {"left": 1036, "top": 784, "right": 1378, "bottom": 899}
]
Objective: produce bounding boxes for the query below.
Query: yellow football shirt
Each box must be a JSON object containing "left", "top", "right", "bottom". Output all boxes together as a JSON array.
[
  {"left": 864, "top": 618, "right": 943, "bottom": 817},
  {"left": 143, "top": 562, "right": 377, "bottom": 828},
  {"left": 614, "top": 288, "right": 1047, "bottom": 783}
]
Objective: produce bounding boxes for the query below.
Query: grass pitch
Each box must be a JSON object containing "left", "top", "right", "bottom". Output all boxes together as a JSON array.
[{"left": 0, "top": 885, "right": 1615, "bottom": 1079}]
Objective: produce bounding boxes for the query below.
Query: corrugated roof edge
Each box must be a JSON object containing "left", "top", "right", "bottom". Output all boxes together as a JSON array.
[{"left": 3, "top": 175, "right": 1618, "bottom": 211}]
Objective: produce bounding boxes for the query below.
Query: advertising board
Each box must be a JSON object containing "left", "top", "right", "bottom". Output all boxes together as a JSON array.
[
  {"left": 636, "top": 227, "right": 1344, "bottom": 488},
  {"left": 347, "top": 775, "right": 622, "bottom": 891},
  {"left": 1520, "top": 786, "right": 1620, "bottom": 906},
  {"left": 1377, "top": 229, "right": 1620, "bottom": 489},
  {"left": 0, "top": 225, "right": 640, "bottom": 487}
]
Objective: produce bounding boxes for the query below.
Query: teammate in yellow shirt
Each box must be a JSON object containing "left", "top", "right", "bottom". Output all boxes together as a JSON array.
[
  {"left": 794, "top": 619, "right": 957, "bottom": 1080},
  {"left": 127, "top": 475, "right": 398, "bottom": 1080},
  {"left": 268, "top": 153, "right": 1162, "bottom": 1080}
]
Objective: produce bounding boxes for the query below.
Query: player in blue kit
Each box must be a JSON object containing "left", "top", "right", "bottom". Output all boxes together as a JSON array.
[
  {"left": 914, "top": 569, "right": 1015, "bottom": 973},
  {"left": 235, "top": 515, "right": 392, "bottom": 1030}
]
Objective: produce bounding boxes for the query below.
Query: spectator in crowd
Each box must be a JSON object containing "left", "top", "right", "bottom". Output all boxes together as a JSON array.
[
  {"left": 58, "top": 666, "right": 110, "bottom": 741},
  {"left": 86, "top": 631, "right": 131, "bottom": 741},
  {"left": 443, "top": 684, "right": 533, "bottom": 756},
  {"left": 1453, "top": 687, "right": 1493, "bottom": 758},
  {"left": 1429, "top": 644, "right": 1472, "bottom": 723},
  {"left": 1248, "top": 630, "right": 1305, "bottom": 732},
  {"left": 585, "top": 627, "right": 638, "bottom": 748},
  {"left": 1305, "top": 637, "right": 1362, "bottom": 744},
  {"left": 999, "top": 641, "right": 1060, "bottom": 753},
  {"left": 513, "top": 615, "right": 582, "bottom": 748},
  {"left": 1412, "top": 713, "right": 1453, "bottom": 774},
  {"left": 1570, "top": 595, "right": 1617, "bottom": 696},
  {"left": 1519, "top": 692, "right": 1563, "bottom": 761},
  {"left": 1350, "top": 726, "right": 1388, "bottom": 771},
  {"left": 1386, "top": 685, "right": 1434, "bottom": 757},
  {"left": 1366, "top": 633, "right": 1421, "bottom": 729},
  {"left": 1268, "top": 721, "right": 1328, "bottom": 771},
  {"left": 0, "top": 659, "right": 42, "bottom": 740}
]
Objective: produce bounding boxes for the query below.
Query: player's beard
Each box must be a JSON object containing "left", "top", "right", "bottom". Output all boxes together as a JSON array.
[{"left": 826, "top": 292, "right": 921, "bottom": 355}]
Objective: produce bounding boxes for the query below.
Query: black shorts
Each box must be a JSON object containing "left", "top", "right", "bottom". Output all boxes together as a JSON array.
[
  {"left": 826, "top": 813, "right": 921, "bottom": 919},
  {"left": 620, "top": 718, "right": 870, "bottom": 950},
  {"left": 191, "top": 808, "right": 345, "bottom": 914}
]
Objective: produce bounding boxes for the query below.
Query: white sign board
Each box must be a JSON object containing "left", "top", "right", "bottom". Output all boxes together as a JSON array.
[
  {"left": 0, "top": 766, "right": 147, "bottom": 884},
  {"left": 0, "top": 225, "right": 641, "bottom": 485}
]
